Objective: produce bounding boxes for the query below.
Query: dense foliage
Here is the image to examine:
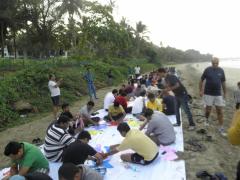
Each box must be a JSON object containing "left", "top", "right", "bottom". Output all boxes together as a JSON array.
[{"left": 0, "top": 58, "right": 155, "bottom": 130}]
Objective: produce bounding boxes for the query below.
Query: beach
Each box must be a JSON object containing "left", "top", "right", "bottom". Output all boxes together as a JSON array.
[
  {"left": 177, "top": 62, "right": 240, "bottom": 180},
  {"left": 0, "top": 61, "right": 239, "bottom": 179}
]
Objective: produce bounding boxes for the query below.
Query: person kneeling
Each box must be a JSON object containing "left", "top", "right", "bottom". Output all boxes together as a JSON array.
[
  {"left": 104, "top": 122, "right": 159, "bottom": 165},
  {"left": 140, "top": 108, "right": 176, "bottom": 146}
]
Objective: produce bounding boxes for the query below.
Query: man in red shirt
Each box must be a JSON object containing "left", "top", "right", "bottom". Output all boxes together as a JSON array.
[{"left": 116, "top": 90, "right": 132, "bottom": 113}]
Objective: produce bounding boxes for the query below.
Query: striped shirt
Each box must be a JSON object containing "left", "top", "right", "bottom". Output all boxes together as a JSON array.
[{"left": 44, "top": 124, "right": 75, "bottom": 162}]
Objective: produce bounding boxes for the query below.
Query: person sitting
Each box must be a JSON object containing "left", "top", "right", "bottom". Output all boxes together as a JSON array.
[
  {"left": 3, "top": 141, "right": 49, "bottom": 179},
  {"left": 44, "top": 115, "right": 75, "bottom": 162},
  {"left": 58, "top": 163, "right": 103, "bottom": 180},
  {"left": 62, "top": 131, "right": 103, "bottom": 165},
  {"left": 227, "top": 109, "right": 240, "bottom": 145},
  {"left": 103, "top": 89, "right": 118, "bottom": 111},
  {"left": 132, "top": 90, "right": 146, "bottom": 117},
  {"left": 80, "top": 101, "right": 99, "bottom": 126},
  {"left": 146, "top": 93, "right": 162, "bottom": 112},
  {"left": 140, "top": 109, "right": 176, "bottom": 146},
  {"left": 115, "top": 90, "right": 132, "bottom": 113},
  {"left": 106, "top": 101, "right": 126, "bottom": 122},
  {"left": 161, "top": 90, "right": 177, "bottom": 115},
  {"left": 104, "top": 122, "right": 159, "bottom": 165},
  {"left": 61, "top": 103, "right": 83, "bottom": 135}
]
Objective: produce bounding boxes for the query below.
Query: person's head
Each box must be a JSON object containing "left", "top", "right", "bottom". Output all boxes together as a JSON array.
[
  {"left": 211, "top": 57, "right": 219, "bottom": 68},
  {"left": 112, "top": 89, "right": 118, "bottom": 97},
  {"left": 77, "top": 130, "right": 91, "bottom": 144},
  {"left": 158, "top": 68, "right": 166, "bottom": 78},
  {"left": 58, "top": 163, "right": 81, "bottom": 180},
  {"left": 117, "top": 122, "right": 130, "bottom": 137},
  {"left": 147, "top": 93, "right": 155, "bottom": 102},
  {"left": 237, "top": 82, "right": 240, "bottom": 89},
  {"left": 4, "top": 141, "right": 24, "bottom": 161},
  {"left": 120, "top": 91, "right": 127, "bottom": 97},
  {"left": 87, "top": 101, "right": 95, "bottom": 110},
  {"left": 49, "top": 74, "right": 55, "bottom": 80},
  {"left": 9, "top": 175, "right": 25, "bottom": 180},
  {"left": 57, "top": 115, "right": 71, "bottom": 130},
  {"left": 113, "top": 100, "right": 120, "bottom": 108},
  {"left": 140, "top": 90, "right": 146, "bottom": 97},
  {"left": 143, "top": 108, "right": 154, "bottom": 121},
  {"left": 62, "top": 103, "right": 70, "bottom": 112}
]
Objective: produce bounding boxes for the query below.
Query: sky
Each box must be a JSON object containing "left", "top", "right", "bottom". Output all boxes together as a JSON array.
[{"left": 98, "top": 0, "right": 240, "bottom": 58}]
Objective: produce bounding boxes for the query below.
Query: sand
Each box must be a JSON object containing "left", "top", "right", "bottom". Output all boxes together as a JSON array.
[
  {"left": 176, "top": 63, "right": 240, "bottom": 180},
  {"left": 0, "top": 63, "right": 240, "bottom": 179}
]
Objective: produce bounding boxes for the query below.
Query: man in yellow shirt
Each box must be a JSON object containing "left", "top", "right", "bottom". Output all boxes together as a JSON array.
[
  {"left": 227, "top": 110, "right": 240, "bottom": 145},
  {"left": 104, "top": 122, "right": 159, "bottom": 165},
  {"left": 146, "top": 93, "right": 163, "bottom": 112},
  {"left": 107, "top": 101, "right": 126, "bottom": 122}
]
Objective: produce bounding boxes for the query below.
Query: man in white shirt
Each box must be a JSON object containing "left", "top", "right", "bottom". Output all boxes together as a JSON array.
[
  {"left": 103, "top": 89, "right": 118, "bottom": 111},
  {"left": 48, "top": 74, "right": 62, "bottom": 119},
  {"left": 134, "top": 65, "right": 141, "bottom": 79},
  {"left": 132, "top": 90, "right": 146, "bottom": 116}
]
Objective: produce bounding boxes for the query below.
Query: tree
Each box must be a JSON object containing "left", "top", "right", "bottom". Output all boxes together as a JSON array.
[
  {"left": 57, "top": 0, "right": 85, "bottom": 48},
  {"left": 135, "top": 21, "right": 148, "bottom": 56}
]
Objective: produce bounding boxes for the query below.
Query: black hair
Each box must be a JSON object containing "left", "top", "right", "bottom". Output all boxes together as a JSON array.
[
  {"left": 114, "top": 100, "right": 120, "bottom": 107},
  {"left": 57, "top": 115, "right": 70, "bottom": 124},
  {"left": 117, "top": 122, "right": 130, "bottom": 133},
  {"left": 238, "top": 82, "right": 240, "bottom": 86},
  {"left": 147, "top": 93, "right": 155, "bottom": 99},
  {"left": 58, "top": 163, "right": 80, "bottom": 180},
  {"left": 120, "top": 91, "right": 127, "bottom": 97},
  {"left": 140, "top": 90, "right": 146, "bottom": 97},
  {"left": 144, "top": 108, "right": 154, "bottom": 117},
  {"left": 62, "top": 103, "right": 69, "bottom": 110},
  {"left": 112, "top": 89, "right": 118, "bottom": 94},
  {"left": 158, "top": 68, "right": 166, "bottom": 73},
  {"left": 237, "top": 161, "right": 240, "bottom": 180},
  {"left": 4, "top": 141, "right": 22, "bottom": 156},
  {"left": 49, "top": 74, "right": 54, "bottom": 79},
  {"left": 87, "top": 101, "right": 95, "bottom": 106},
  {"left": 77, "top": 130, "right": 91, "bottom": 140}
]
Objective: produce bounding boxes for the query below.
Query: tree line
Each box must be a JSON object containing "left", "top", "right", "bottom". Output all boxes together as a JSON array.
[{"left": 0, "top": 0, "right": 212, "bottom": 63}]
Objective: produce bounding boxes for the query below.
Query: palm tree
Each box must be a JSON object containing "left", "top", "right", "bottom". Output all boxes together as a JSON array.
[
  {"left": 57, "top": 0, "right": 85, "bottom": 47},
  {"left": 135, "top": 21, "right": 148, "bottom": 56}
]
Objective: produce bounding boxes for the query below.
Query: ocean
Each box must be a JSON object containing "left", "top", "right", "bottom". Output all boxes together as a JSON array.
[{"left": 220, "top": 59, "right": 240, "bottom": 69}]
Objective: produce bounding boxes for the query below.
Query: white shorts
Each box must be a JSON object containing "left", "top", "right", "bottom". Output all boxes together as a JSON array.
[{"left": 203, "top": 95, "right": 225, "bottom": 107}]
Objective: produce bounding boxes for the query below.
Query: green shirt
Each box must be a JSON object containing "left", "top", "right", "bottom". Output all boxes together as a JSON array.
[{"left": 15, "top": 142, "right": 49, "bottom": 173}]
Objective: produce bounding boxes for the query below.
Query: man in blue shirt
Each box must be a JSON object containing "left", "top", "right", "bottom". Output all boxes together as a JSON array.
[
  {"left": 199, "top": 57, "right": 226, "bottom": 136},
  {"left": 84, "top": 67, "right": 98, "bottom": 100}
]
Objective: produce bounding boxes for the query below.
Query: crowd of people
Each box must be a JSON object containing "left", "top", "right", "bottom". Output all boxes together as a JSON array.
[{"left": 3, "top": 60, "right": 240, "bottom": 180}]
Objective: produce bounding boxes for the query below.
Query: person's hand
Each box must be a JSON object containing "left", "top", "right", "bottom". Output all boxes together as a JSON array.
[
  {"left": 100, "top": 152, "right": 108, "bottom": 159},
  {"left": 199, "top": 90, "right": 204, "bottom": 97}
]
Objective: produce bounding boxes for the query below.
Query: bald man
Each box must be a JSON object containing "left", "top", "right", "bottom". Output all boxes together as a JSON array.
[{"left": 199, "top": 57, "right": 226, "bottom": 136}]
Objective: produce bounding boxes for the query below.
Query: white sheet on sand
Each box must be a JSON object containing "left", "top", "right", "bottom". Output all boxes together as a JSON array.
[{"left": 0, "top": 110, "right": 186, "bottom": 180}]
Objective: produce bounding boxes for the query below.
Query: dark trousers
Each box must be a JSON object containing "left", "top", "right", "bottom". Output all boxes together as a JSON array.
[
  {"left": 236, "top": 103, "right": 240, "bottom": 110},
  {"left": 175, "top": 94, "right": 195, "bottom": 126}
]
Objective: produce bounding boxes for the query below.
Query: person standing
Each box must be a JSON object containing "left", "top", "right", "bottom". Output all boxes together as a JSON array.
[
  {"left": 134, "top": 65, "right": 141, "bottom": 79},
  {"left": 199, "top": 57, "right": 226, "bottom": 136},
  {"left": 234, "top": 82, "right": 240, "bottom": 109},
  {"left": 158, "top": 68, "right": 196, "bottom": 130},
  {"left": 48, "top": 74, "right": 62, "bottom": 119},
  {"left": 106, "top": 69, "right": 114, "bottom": 86},
  {"left": 84, "top": 67, "right": 98, "bottom": 100}
]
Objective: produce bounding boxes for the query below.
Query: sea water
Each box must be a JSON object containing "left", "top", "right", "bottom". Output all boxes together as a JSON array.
[{"left": 220, "top": 59, "right": 240, "bottom": 69}]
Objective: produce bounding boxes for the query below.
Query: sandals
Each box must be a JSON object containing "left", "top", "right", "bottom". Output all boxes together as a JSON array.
[
  {"left": 196, "top": 170, "right": 228, "bottom": 180},
  {"left": 185, "top": 138, "right": 206, "bottom": 152}
]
